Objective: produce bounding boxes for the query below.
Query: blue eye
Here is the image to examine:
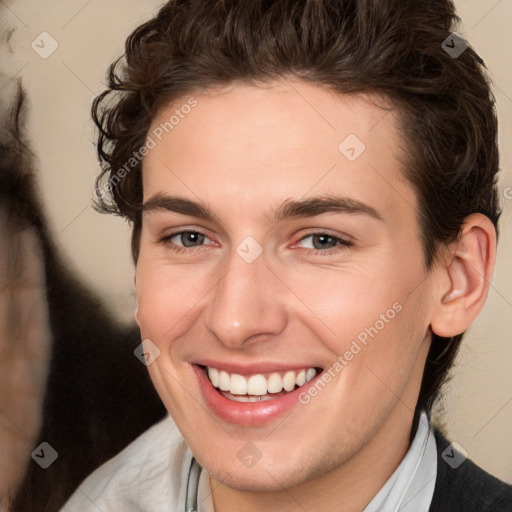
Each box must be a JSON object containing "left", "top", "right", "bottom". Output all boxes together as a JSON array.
[
  {"left": 162, "top": 230, "right": 212, "bottom": 250},
  {"left": 159, "top": 230, "right": 351, "bottom": 256},
  {"left": 297, "top": 233, "right": 352, "bottom": 253}
]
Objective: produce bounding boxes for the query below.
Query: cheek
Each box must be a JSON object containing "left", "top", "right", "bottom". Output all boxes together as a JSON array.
[
  {"left": 286, "top": 260, "right": 429, "bottom": 385},
  {"left": 284, "top": 266, "right": 400, "bottom": 347},
  {"left": 135, "top": 259, "right": 211, "bottom": 343}
]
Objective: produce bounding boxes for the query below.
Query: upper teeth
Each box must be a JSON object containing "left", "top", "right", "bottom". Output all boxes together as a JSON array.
[{"left": 207, "top": 367, "right": 317, "bottom": 396}]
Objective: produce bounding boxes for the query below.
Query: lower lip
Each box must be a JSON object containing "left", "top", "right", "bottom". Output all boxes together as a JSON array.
[{"left": 193, "top": 365, "right": 320, "bottom": 426}]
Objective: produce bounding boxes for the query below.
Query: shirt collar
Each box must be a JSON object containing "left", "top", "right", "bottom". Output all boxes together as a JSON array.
[{"left": 363, "top": 409, "right": 438, "bottom": 512}]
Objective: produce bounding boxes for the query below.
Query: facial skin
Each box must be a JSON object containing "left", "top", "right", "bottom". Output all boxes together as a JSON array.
[{"left": 134, "top": 80, "right": 494, "bottom": 512}]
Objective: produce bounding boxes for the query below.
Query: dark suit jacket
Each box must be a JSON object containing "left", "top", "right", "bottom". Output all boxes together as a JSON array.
[{"left": 429, "top": 429, "right": 512, "bottom": 511}]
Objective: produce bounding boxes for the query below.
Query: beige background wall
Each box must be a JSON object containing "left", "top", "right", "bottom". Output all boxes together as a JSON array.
[{"left": 2, "top": 0, "right": 511, "bottom": 483}]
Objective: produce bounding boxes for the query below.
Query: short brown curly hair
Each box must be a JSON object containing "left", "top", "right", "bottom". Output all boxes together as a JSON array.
[{"left": 92, "top": 0, "right": 501, "bottom": 415}]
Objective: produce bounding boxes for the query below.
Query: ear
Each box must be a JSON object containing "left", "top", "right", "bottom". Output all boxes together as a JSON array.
[{"left": 430, "top": 213, "right": 496, "bottom": 338}]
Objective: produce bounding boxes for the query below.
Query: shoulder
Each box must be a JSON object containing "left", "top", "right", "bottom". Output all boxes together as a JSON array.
[
  {"left": 60, "top": 414, "right": 192, "bottom": 511},
  {"left": 429, "top": 428, "right": 512, "bottom": 512}
]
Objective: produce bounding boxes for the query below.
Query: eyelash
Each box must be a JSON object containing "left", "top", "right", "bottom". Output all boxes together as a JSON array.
[{"left": 159, "top": 230, "right": 353, "bottom": 256}]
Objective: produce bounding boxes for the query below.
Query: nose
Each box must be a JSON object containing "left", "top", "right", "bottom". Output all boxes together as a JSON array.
[{"left": 204, "top": 248, "right": 287, "bottom": 349}]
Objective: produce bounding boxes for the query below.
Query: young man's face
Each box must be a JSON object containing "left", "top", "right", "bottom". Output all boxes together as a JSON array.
[{"left": 136, "top": 81, "right": 436, "bottom": 492}]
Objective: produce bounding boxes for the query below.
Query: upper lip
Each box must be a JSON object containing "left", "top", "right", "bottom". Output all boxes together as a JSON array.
[{"left": 193, "top": 359, "right": 323, "bottom": 376}]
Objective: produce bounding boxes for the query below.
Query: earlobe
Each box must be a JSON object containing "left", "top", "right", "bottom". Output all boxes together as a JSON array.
[{"left": 431, "top": 214, "right": 496, "bottom": 338}]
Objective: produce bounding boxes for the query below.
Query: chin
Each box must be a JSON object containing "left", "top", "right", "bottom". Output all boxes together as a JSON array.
[
  {"left": 199, "top": 441, "right": 342, "bottom": 494},
  {"left": 209, "top": 463, "right": 307, "bottom": 493}
]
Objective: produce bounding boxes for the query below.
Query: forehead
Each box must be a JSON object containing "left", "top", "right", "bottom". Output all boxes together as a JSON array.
[{"left": 142, "top": 80, "right": 416, "bottom": 228}]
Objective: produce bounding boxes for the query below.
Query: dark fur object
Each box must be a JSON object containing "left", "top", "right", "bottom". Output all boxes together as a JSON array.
[{"left": 1, "top": 82, "right": 165, "bottom": 510}]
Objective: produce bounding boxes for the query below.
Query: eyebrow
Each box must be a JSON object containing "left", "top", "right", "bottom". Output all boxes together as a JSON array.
[
  {"left": 269, "top": 195, "right": 384, "bottom": 223},
  {"left": 142, "top": 194, "right": 222, "bottom": 224},
  {"left": 142, "top": 193, "right": 384, "bottom": 224}
]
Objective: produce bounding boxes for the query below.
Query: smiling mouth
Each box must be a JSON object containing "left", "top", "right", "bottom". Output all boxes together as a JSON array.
[{"left": 200, "top": 365, "right": 322, "bottom": 402}]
